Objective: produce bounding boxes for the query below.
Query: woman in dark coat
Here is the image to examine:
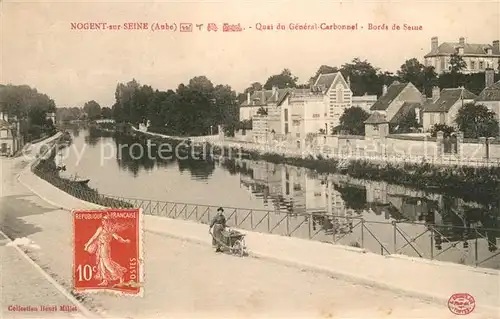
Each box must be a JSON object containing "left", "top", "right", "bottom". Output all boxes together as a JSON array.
[{"left": 209, "top": 207, "right": 226, "bottom": 252}]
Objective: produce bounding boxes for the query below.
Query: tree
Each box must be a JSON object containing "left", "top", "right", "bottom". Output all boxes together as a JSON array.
[
  {"left": 339, "top": 58, "right": 381, "bottom": 96},
  {"left": 397, "top": 58, "right": 437, "bottom": 96},
  {"left": 392, "top": 109, "right": 420, "bottom": 133},
  {"left": 83, "top": 100, "right": 102, "bottom": 120},
  {"left": 338, "top": 107, "right": 370, "bottom": 135},
  {"left": 244, "top": 82, "right": 263, "bottom": 94},
  {"left": 430, "top": 124, "right": 455, "bottom": 137},
  {"left": 449, "top": 53, "right": 467, "bottom": 87},
  {"left": 263, "top": 69, "right": 298, "bottom": 89},
  {"left": 101, "top": 107, "right": 112, "bottom": 119},
  {"left": 455, "top": 102, "right": 499, "bottom": 138},
  {"left": 449, "top": 53, "right": 467, "bottom": 74}
]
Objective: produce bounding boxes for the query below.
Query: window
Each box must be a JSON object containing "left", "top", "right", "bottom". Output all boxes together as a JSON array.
[
  {"left": 0, "top": 130, "right": 7, "bottom": 138},
  {"left": 285, "top": 182, "right": 290, "bottom": 195},
  {"left": 373, "top": 125, "right": 379, "bottom": 131},
  {"left": 313, "top": 114, "right": 320, "bottom": 118},
  {"left": 294, "top": 184, "right": 301, "bottom": 191},
  {"left": 440, "top": 57, "right": 445, "bottom": 70},
  {"left": 284, "top": 109, "right": 289, "bottom": 122},
  {"left": 439, "top": 113, "right": 445, "bottom": 124},
  {"left": 479, "top": 61, "right": 484, "bottom": 69},
  {"left": 337, "top": 87, "right": 343, "bottom": 103},
  {"left": 471, "top": 61, "right": 476, "bottom": 69},
  {"left": 284, "top": 123, "right": 289, "bottom": 134}
]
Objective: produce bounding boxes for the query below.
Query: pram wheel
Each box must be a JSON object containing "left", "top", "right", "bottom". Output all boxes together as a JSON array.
[{"left": 232, "top": 240, "right": 244, "bottom": 257}]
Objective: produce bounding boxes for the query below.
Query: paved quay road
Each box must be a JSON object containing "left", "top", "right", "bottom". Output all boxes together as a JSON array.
[
  {"left": 0, "top": 233, "right": 85, "bottom": 319},
  {"left": 1, "top": 157, "right": 496, "bottom": 318}
]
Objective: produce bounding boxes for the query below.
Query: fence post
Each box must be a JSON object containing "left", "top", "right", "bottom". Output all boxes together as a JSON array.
[
  {"left": 286, "top": 214, "right": 290, "bottom": 236},
  {"left": 475, "top": 237, "right": 478, "bottom": 266},
  {"left": 393, "top": 221, "right": 397, "bottom": 253},
  {"left": 430, "top": 227, "right": 434, "bottom": 260},
  {"left": 361, "top": 219, "right": 365, "bottom": 248}
]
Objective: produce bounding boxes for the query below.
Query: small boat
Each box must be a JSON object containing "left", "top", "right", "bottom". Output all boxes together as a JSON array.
[{"left": 74, "top": 179, "right": 90, "bottom": 185}]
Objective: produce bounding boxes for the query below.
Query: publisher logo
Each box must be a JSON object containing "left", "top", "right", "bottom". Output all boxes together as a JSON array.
[
  {"left": 180, "top": 23, "right": 193, "bottom": 32},
  {"left": 448, "top": 293, "right": 475, "bottom": 315}
]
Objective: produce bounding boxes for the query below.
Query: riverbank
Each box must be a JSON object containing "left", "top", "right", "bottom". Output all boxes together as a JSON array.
[
  {"left": 15, "top": 155, "right": 500, "bottom": 318},
  {"left": 120, "top": 127, "right": 500, "bottom": 205},
  {"left": 30, "top": 133, "right": 133, "bottom": 209}
]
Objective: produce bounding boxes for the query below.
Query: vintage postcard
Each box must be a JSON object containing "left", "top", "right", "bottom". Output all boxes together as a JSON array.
[{"left": 1, "top": 0, "right": 499, "bottom": 318}]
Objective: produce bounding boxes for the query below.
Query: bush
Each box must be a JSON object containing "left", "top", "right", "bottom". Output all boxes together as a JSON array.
[{"left": 430, "top": 124, "right": 455, "bottom": 138}]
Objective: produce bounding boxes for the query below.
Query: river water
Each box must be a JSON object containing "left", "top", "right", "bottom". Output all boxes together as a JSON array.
[{"left": 57, "top": 127, "right": 500, "bottom": 269}]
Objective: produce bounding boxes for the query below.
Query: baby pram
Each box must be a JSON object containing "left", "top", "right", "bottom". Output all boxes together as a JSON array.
[{"left": 210, "top": 228, "right": 247, "bottom": 257}]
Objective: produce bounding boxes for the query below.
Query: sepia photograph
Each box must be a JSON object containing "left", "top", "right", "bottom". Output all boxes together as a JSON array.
[{"left": 1, "top": 0, "right": 499, "bottom": 318}]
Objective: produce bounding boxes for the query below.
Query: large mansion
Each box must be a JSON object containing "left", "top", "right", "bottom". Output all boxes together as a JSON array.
[{"left": 424, "top": 37, "right": 500, "bottom": 74}]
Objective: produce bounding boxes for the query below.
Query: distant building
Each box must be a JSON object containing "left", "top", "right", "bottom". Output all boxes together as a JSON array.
[
  {"left": 46, "top": 112, "right": 56, "bottom": 125},
  {"left": 424, "top": 37, "right": 500, "bottom": 74},
  {"left": 0, "top": 112, "right": 22, "bottom": 156},
  {"left": 421, "top": 87, "right": 477, "bottom": 131},
  {"left": 476, "top": 69, "right": 500, "bottom": 131},
  {"left": 352, "top": 93, "right": 378, "bottom": 112}
]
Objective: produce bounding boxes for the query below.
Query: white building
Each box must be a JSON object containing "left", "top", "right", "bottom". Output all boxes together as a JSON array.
[
  {"left": 421, "top": 87, "right": 477, "bottom": 131},
  {"left": 352, "top": 94, "right": 378, "bottom": 112},
  {"left": 424, "top": 37, "right": 500, "bottom": 74},
  {"left": 313, "top": 72, "right": 353, "bottom": 130}
]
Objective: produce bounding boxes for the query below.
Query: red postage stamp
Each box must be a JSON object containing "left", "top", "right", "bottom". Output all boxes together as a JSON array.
[{"left": 72, "top": 208, "right": 143, "bottom": 296}]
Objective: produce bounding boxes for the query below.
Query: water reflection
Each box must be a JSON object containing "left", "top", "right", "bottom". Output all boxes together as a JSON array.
[{"left": 232, "top": 157, "right": 500, "bottom": 252}]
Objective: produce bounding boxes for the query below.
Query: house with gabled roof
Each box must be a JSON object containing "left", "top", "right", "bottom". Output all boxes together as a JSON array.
[
  {"left": 364, "top": 81, "right": 425, "bottom": 137},
  {"left": 476, "top": 69, "right": 500, "bottom": 130},
  {"left": 421, "top": 87, "right": 477, "bottom": 131},
  {"left": 424, "top": 37, "right": 500, "bottom": 74},
  {"left": 239, "top": 86, "right": 290, "bottom": 143},
  {"left": 0, "top": 111, "right": 21, "bottom": 156},
  {"left": 311, "top": 72, "right": 353, "bottom": 131}
]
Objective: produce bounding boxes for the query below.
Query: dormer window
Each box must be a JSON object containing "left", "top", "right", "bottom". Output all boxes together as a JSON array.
[
  {"left": 458, "top": 47, "right": 464, "bottom": 55},
  {"left": 486, "top": 47, "right": 492, "bottom": 55}
]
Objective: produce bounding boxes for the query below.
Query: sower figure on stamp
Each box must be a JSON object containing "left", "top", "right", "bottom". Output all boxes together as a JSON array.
[
  {"left": 84, "top": 215, "right": 131, "bottom": 286},
  {"left": 209, "top": 207, "right": 226, "bottom": 252}
]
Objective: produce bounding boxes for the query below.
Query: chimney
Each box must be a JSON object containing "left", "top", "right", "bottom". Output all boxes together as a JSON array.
[
  {"left": 431, "top": 37, "right": 438, "bottom": 52},
  {"left": 247, "top": 92, "right": 251, "bottom": 104},
  {"left": 432, "top": 86, "right": 440, "bottom": 102},
  {"left": 382, "top": 84, "right": 388, "bottom": 96},
  {"left": 485, "top": 68, "right": 494, "bottom": 88},
  {"left": 272, "top": 86, "right": 278, "bottom": 97},
  {"left": 493, "top": 40, "right": 500, "bottom": 53},
  {"left": 459, "top": 37, "right": 465, "bottom": 46}
]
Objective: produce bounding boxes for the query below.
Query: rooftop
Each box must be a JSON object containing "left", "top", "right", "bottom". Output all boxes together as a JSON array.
[
  {"left": 424, "top": 41, "right": 500, "bottom": 58},
  {"left": 477, "top": 80, "right": 500, "bottom": 102},
  {"left": 370, "top": 82, "right": 407, "bottom": 111},
  {"left": 364, "top": 112, "right": 388, "bottom": 124},
  {"left": 422, "top": 88, "right": 477, "bottom": 113}
]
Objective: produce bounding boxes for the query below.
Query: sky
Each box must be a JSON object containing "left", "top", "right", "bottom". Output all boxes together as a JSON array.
[{"left": 1, "top": 0, "right": 499, "bottom": 108}]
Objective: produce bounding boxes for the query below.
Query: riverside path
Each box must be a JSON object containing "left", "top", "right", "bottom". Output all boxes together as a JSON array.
[{"left": 1, "top": 153, "right": 497, "bottom": 318}]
